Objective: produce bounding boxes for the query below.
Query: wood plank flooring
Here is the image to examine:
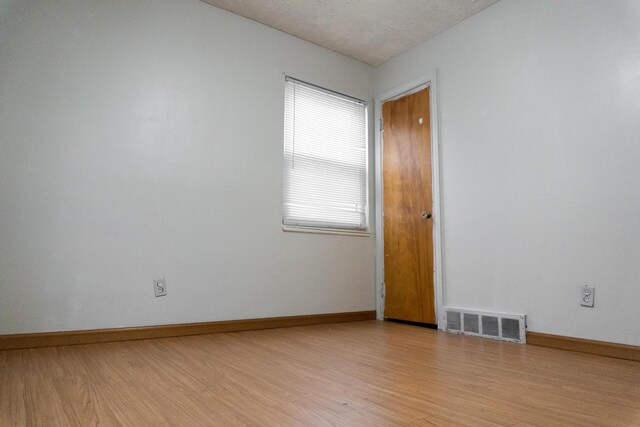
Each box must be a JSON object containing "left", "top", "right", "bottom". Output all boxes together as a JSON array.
[{"left": 1, "top": 320, "right": 639, "bottom": 426}]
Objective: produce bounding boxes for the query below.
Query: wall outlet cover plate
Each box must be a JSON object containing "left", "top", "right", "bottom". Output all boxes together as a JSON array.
[
  {"left": 581, "top": 285, "right": 595, "bottom": 308},
  {"left": 154, "top": 279, "right": 167, "bottom": 297}
]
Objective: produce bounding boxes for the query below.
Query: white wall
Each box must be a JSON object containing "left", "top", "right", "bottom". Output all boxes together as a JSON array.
[
  {"left": 0, "top": 0, "right": 375, "bottom": 334},
  {"left": 375, "top": 0, "right": 640, "bottom": 345},
  {"left": 3, "top": 0, "right": 638, "bottom": 347}
]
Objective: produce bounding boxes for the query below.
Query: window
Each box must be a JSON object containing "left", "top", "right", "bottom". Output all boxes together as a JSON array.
[{"left": 283, "top": 77, "right": 368, "bottom": 232}]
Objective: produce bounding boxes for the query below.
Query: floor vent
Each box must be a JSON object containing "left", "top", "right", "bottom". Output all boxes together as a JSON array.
[{"left": 444, "top": 307, "right": 526, "bottom": 343}]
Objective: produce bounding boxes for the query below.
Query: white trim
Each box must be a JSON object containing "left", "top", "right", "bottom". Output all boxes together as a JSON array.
[
  {"left": 374, "top": 70, "right": 445, "bottom": 329},
  {"left": 282, "top": 225, "right": 371, "bottom": 237}
]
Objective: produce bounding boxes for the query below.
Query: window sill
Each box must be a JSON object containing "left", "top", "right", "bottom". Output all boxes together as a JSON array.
[{"left": 282, "top": 225, "right": 371, "bottom": 237}]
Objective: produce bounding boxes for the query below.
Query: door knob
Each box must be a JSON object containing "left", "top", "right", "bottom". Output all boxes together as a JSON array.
[{"left": 421, "top": 211, "right": 432, "bottom": 219}]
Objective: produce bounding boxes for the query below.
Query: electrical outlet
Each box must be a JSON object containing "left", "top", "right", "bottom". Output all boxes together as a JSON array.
[
  {"left": 581, "top": 285, "right": 595, "bottom": 308},
  {"left": 154, "top": 278, "right": 167, "bottom": 297}
]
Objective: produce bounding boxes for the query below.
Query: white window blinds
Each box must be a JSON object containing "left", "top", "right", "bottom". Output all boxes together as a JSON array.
[{"left": 283, "top": 77, "right": 368, "bottom": 231}]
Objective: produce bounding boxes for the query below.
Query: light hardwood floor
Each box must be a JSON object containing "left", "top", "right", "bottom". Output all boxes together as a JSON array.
[{"left": 1, "top": 320, "right": 639, "bottom": 426}]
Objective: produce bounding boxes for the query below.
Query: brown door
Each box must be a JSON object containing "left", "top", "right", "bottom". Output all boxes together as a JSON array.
[{"left": 382, "top": 87, "right": 436, "bottom": 324}]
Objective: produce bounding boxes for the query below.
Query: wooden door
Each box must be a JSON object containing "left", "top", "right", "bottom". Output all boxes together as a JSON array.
[{"left": 382, "top": 87, "right": 435, "bottom": 324}]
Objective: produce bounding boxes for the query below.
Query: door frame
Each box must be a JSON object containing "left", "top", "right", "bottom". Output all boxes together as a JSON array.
[{"left": 374, "top": 70, "right": 445, "bottom": 329}]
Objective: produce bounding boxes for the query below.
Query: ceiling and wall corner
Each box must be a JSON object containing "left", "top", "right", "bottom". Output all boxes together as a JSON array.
[{"left": 200, "top": 0, "right": 499, "bottom": 66}]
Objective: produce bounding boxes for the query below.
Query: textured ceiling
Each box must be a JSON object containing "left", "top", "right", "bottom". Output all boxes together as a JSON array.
[{"left": 201, "top": 0, "right": 499, "bottom": 66}]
